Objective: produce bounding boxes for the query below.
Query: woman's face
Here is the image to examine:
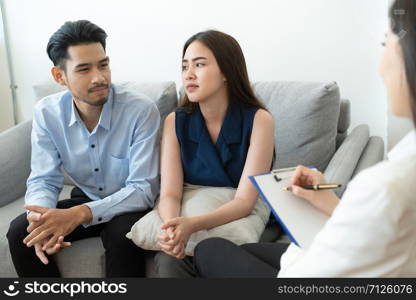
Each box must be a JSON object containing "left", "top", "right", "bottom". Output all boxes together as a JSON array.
[
  {"left": 182, "top": 41, "right": 226, "bottom": 103},
  {"left": 379, "top": 29, "right": 413, "bottom": 118}
]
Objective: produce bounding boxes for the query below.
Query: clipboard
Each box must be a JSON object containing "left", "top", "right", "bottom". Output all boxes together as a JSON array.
[{"left": 249, "top": 167, "right": 329, "bottom": 249}]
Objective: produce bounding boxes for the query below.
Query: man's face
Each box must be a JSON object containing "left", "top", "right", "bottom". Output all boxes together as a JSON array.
[{"left": 55, "top": 42, "right": 111, "bottom": 106}]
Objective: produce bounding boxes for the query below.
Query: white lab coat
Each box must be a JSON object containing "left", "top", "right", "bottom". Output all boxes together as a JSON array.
[{"left": 278, "top": 130, "right": 416, "bottom": 277}]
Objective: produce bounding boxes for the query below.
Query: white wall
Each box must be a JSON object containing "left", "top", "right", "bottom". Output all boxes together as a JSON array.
[
  {"left": 0, "top": 2, "right": 15, "bottom": 132},
  {"left": 2, "top": 0, "right": 391, "bottom": 142}
]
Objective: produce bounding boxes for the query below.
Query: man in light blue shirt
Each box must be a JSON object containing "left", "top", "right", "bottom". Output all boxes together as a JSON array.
[{"left": 7, "top": 20, "right": 160, "bottom": 277}]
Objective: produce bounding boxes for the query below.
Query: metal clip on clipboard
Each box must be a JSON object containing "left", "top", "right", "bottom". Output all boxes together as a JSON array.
[{"left": 271, "top": 167, "right": 297, "bottom": 183}]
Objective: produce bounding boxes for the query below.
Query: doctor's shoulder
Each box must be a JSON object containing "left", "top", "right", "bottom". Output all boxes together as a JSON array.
[{"left": 345, "top": 153, "right": 416, "bottom": 207}]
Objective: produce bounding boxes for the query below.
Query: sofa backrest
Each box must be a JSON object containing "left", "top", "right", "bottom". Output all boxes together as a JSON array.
[
  {"left": 0, "top": 120, "right": 32, "bottom": 207},
  {"left": 252, "top": 81, "right": 341, "bottom": 171},
  {"left": 32, "top": 80, "right": 346, "bottom": 175}
]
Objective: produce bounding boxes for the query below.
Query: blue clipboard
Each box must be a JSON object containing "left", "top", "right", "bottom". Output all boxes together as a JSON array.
[{"left": 249, "top": 167, "right": 329, "bottom": 249}]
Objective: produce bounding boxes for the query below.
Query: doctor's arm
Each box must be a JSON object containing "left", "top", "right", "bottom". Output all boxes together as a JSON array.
[{"left": 279, "top": 174, "right": 400, "bottom": 277}]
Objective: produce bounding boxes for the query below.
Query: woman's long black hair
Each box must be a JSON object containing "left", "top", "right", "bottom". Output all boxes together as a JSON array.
[
  {"left": 180, "top": 30, "right": 266, "bottom": 112},
  {"left": 390, "top": 0, "right": 416, "bottom": 127}
]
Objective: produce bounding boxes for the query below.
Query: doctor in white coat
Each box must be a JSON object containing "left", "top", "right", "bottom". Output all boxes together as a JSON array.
[{"left": 193, "top": 0, "right": 416, "bottom": 277}]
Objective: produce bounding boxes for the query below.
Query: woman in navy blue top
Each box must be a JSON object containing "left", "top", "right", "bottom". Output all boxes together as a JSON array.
[
  {"left": 175, "top": 101, "right": 259, "bottom": 188},
  {"left": 155, "top": 30, "right": 275, "bottom": 277}
]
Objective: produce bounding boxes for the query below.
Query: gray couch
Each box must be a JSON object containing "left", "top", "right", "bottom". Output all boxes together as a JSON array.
[{"left": 0, "top": 81, "right": 384, "bottom": 277}]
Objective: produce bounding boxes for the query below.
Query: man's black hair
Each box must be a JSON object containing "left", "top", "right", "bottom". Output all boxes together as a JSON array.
[{"left": 46, "top": 20, "right": 107, "bottom": 69}]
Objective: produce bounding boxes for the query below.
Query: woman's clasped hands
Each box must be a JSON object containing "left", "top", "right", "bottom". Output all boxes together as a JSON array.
[{"left": 157, "top": 217, "right": 196, "bottom": 259}]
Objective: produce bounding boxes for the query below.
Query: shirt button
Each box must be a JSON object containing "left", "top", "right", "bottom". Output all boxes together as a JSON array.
[
  {"left": 99, "top": 187, "right": 103, "bottom": 191},
  {"left": 98, "top": 217, "right": 102, "bottom": 222},
  {"left": 91, "top": 144, "right": 95, "bottom": 148},
  {"left": 94, "top": 168, "right": 99, "bottom": 172}
]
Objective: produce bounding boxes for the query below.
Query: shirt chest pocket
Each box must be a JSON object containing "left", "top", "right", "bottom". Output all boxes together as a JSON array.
[{"left": 109, "top": 155, "right": 130, "bottom": 182}]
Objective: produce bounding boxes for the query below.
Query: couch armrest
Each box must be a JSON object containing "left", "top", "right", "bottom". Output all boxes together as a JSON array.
[
  {"left": 0, "top": 120, "right": 32, "bottom": 207},
  {"left": 324, "top": 124, "right": 369, "bottom": 197},
  {"left": 352, "top": 136, "right": 385, "bottom": 178}
]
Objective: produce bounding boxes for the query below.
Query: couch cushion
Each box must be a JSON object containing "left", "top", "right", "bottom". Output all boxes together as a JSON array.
[
  {"left": 253, "top": 81, "right": 340, "bottom": 171},
  {"left": 325, "top": 124, "right": 370, "bottom": 197},
  {"left": 119, "top": 82, "right": 178, "bottom": 123},
  {"left": 0, "top": 197, "right": 23, "bottom": 277},
  {"left": 338, "top": 99, "right": 350, "bottom": 134},
  {"left": 55, "top": 237, "right": 105, "bottom": 277},
  {"left": 0, "top": 121, "right": 32, "bottom": 208},
  {"left": 0, "top": 185, "right": 81, "bottom": 277},
  {"left": 336, "top": 99, "right": 351, "bottom": 148},
  {"left": 127, "top": 184, "right": 270, "bottom": 256}
]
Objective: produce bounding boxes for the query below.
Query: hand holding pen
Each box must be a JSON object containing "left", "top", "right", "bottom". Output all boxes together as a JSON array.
[{"left": 285, "top": 166, "right": 341, "bottom": 216}]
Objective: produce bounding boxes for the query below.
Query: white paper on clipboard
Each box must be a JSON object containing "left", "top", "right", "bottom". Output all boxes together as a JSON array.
[{"left": 249, "top": 167, "right": 329, "bottom": 249}]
